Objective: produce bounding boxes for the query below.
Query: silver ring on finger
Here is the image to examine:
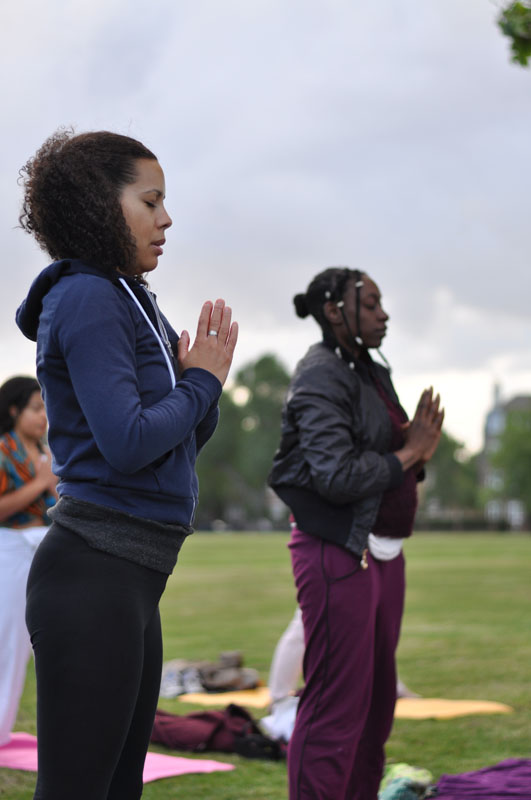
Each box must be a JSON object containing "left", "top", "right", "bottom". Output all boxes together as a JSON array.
[{"left": 208, "top": 330, "right": 218, "bottom": 337}]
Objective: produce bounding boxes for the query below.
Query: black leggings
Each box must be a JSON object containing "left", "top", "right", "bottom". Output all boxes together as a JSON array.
[{"left": 26, "top": 523, "right": 168, "bottom": 800}]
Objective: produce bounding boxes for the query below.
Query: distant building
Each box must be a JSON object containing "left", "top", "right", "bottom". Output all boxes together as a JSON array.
[{"left": 478, "top": 384, "right": 531, "bottom": 529}]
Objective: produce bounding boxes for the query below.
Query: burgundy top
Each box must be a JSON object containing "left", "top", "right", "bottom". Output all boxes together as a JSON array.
[{"left": 370, "top": 374, "right": 418, "bottom": 539}]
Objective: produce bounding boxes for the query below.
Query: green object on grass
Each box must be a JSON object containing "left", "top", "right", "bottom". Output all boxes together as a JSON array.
[
  {"left": 380, "top": 762, "right": 433, "bottom": 791},
  {"left": 379, "top": 762, "right": 433, "bottom": 799},
  {"left": 379, "top": 778, "right": 421, "bottom": 800}
]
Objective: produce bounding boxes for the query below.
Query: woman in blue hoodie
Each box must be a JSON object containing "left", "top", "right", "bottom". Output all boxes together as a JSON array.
[{"left": 16, "top": 129, "right": 238, "bottom": 800}]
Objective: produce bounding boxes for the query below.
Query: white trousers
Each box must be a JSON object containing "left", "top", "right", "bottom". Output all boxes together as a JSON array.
[
  {"left": 0, "top": 527, "right": 48, "bottom": 746},
  {"left": 268, "top": 606, "right": 304, "bottom": 703}
]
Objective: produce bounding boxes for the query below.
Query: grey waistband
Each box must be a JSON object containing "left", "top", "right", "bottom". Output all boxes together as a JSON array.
[{"left": 48, "top": 496, "right": 192, "bottom": 574}]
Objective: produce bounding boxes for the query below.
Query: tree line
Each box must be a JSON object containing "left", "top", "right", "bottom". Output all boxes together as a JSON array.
[{"left": 195, "top": 354, "right": 531, "bottom": 531}]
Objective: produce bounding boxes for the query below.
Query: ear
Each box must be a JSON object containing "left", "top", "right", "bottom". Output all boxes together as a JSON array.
[
  {"left": 8, "top": 405, "right": 18, "bottom": 421},
  {"left": 323, "top": 300, "right": 343, "bottom": 327}
]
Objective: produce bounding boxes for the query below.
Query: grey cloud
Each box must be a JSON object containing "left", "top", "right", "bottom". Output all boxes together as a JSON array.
[{"left": 2, "top": 0, "right": 530, "bottom": 452}]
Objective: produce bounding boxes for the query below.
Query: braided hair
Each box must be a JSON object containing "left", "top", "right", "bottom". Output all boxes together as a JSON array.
[{"left": 293, "top": 266, "right": 365, "bottom": 349}]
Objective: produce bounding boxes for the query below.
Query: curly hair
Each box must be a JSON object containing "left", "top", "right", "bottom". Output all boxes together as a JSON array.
[
  {"left": 0, "top": 376, "right": 41, "bottom": 435},
  {"left": 19, "top": 129, "right": 158, "bottom": 275}
]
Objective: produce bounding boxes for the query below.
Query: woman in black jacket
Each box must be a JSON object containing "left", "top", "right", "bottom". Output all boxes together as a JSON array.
[{"left": 269, "top": 267, "right": 443, "bottom": 800}]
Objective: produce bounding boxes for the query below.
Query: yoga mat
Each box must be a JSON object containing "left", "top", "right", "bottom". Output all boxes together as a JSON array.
[
  {"left": 179, "top": 685, "right": 272, "bottom": 708},
  {"left": 179, "top": 689, "right": 513, "bottom": 720},
  {"left": 0, "top": 733, "right": 235, "bottom": 782},
  {"left": 436, "top": 758, "right": 531, "bottom": 798},
  {"left": 143, "top": 750, "right": 234, "bottom": 782},
  {"left": 395, "top": 698, "right": 513, "bottom": 720}
]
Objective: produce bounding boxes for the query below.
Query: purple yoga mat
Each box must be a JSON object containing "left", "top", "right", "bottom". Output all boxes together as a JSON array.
[{"left": 436, "top": 759, "right": 531, "bottom": 799}]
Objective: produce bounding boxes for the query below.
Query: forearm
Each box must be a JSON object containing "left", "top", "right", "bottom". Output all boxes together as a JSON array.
[
  {"left": 0, "top": 480, "right": 47, "bottom": 522},
  {"left": 311, "top": 451, "right": 403, "bottom": 504},
  {"left": 195, "top": 402, "right": 219, "bottom": 453},
  {"left": 89, "top": 370, "right": 221, "bottom": 473},
  {"left": 294, "top": 391, "right": 404, "bottom": 503}
]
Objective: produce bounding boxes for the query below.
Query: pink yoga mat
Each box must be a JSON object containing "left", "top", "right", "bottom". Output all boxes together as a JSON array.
[{"left": 0, "top": 733, "right": 235, "bottom": 783}]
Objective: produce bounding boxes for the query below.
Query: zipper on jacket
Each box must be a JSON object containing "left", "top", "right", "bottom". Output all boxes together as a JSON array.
[
  {"left": 142, "top": 288, "right": 175, "bottom": 359},
  {"left": 118, "top": 278, "right": 176, "bottom": 389},
  {"left": 189, "top": 496, "right": 197, "bottom": 526}
]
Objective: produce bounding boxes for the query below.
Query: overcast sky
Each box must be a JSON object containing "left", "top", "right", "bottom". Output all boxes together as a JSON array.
[{"left": 1, "top": 0, "right": 530, "bottom": 453}]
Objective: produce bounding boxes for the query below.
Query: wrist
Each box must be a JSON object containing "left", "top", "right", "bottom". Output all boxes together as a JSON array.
[
  {"left": 33, "top": 475, "right": 48, "bottom": 493},
  {"left": 395, "top": 446, "right": 421, "bottom": 471}
]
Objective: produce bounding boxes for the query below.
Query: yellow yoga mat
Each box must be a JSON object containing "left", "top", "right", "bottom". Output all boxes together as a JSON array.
[
  {"left": 179, "top": 688, "right": 513, "bottom": 718},
  {"left": 394, "top": 697, "right": 513, "bottom": 719},
  {"left": 179, "top": 686, "right": 272, "bottom": 708}
]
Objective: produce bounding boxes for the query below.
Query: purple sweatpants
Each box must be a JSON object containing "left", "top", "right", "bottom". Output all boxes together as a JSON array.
[{"left": 288, "top": 527, "right": 405, "bottom": 800}]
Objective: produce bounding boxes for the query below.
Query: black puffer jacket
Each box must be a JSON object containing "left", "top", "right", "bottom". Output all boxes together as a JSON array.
[{"left": 269, "top": 342, "right": 405, "bottom": 560}]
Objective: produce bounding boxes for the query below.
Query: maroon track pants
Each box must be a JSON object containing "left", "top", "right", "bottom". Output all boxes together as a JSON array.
[{"left": 288, "top": 527, "right": 405, "bottom": 800}]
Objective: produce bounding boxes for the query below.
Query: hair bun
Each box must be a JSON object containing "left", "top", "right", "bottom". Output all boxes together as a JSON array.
[{"left": 293, "top": 293, "right": 310, "bottom": 318}]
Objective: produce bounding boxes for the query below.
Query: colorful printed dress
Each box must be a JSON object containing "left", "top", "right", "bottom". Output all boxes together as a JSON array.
[
  {"left": 0, "top": 431, "right": 55, "bottom": 746},
  {"left": 0, "top": 431, "right": 55, "bottom": 528}
]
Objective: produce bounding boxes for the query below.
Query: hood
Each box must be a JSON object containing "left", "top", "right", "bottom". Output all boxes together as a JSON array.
[{"left": 16, "top": 259, "right": 119, "bottom": 342}]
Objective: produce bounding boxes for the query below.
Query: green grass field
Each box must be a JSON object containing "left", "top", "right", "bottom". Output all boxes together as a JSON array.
[{"left": 2, "top": 532, "right": 530, "bottom": 799}]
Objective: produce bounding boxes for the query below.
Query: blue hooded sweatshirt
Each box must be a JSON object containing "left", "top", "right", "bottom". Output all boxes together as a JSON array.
[{"left": 16, "top": 259, "right": 222, "bottom": 526}]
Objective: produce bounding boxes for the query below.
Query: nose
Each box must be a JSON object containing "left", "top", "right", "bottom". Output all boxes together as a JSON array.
[
  {"left": 159, "top": 205, "right": 172, "bottom": 230},
  {"left": 379, "top": 306, "right": 389, "bottom": 321}
]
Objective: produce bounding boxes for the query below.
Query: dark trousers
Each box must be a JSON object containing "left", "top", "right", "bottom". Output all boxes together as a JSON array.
[
  {"left": 25, "top": 523, "right": 168, "bottom": 800},
  {"left": 288, "top": 527, "right": 405, "bottom": 800}
]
